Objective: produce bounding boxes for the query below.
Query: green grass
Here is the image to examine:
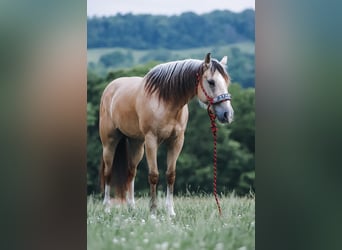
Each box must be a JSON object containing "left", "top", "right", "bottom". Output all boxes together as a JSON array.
[{"left": 87, "top": 194, "right": 255, "bottom": 250}]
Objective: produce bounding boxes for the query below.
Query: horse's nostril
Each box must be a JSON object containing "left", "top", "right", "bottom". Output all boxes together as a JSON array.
[{"left": 224, "top": 112, "right": 228, "bottom": 119}]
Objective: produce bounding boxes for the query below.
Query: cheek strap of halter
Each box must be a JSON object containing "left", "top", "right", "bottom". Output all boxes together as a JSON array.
[{"left": 196, "top": 72, "right": 216, "bottom": 121}]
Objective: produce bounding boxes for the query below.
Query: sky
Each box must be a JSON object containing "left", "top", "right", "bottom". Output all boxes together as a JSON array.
[{"left": 87, "top": 0, "right": 255, "bottom": 17}]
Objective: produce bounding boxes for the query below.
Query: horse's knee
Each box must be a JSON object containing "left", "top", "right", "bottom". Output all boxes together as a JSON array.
[
  {"left": 103, "top": 153, "right": 113, "bottom": 177},
  {"left": 149, "top": 172, "right": 159, "bottom": 185},
  {"left": 103, "top": 161, "right": 113, "bottom": 177},
  {"left": 128, "top": 167, "right": 136, "bottom": 182},
  {"left": 103, "top": 158, "right": 113, "bottom": 183},
  {"left": 166, "top": 171, "right": 176, "bottom": 185}
]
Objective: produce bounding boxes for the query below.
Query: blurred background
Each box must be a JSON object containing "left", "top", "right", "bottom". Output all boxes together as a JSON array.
[{"left": 86, "top": 1, "right": 255, "bottom": 196}]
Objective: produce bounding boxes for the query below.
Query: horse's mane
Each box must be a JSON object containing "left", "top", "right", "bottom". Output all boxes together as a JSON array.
[{"left": 144, "top": 58, "right": 229, "bottom": 104}]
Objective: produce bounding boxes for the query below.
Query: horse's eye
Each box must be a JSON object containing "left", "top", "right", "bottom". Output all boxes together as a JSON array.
[{"left": 207, "top": 79, "right": 215, "bottom": 87}]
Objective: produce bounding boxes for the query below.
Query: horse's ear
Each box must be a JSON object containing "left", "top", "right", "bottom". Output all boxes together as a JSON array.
[
  {"left": 204, "top": 52, "right": 211, "bottom": 65},
  {"left": 220, "top": 56, "right": 228, "bottom": 65}
]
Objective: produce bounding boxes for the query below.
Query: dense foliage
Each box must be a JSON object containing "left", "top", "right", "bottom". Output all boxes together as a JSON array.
[
  {"left": 87, "top": 10, "right": 255, "bottom": 49},
  {"left": 87, "top": 63, "right": 255, "bottom": 196}
]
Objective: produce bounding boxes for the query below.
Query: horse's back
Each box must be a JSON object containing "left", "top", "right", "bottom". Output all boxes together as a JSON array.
[{"left": 102, "top": 77, "right": 143, "bottom": 102}]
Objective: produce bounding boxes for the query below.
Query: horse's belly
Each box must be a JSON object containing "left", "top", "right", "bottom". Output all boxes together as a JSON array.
[
  {"left": 118, "top": 122, "right": 144, "bottom": 139},
  {"left": 113, "top": 111, "right": 143, "bottom": 139}
]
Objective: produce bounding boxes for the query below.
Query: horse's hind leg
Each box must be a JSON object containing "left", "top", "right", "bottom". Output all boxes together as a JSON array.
[
  {"left": 126, "top": 139, "right": 144, "bottom": 209},
  {"left": 102, "top": 145, "right": 113, "bottom": 206},
  {"left": 102, "top": 131, "right": 122, "bottom": 206},
  {"left": 165, "top": 134, "right": 185, "bottom": 217}
]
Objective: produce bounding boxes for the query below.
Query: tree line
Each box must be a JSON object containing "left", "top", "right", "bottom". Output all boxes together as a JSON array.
[
  {"left": 89, "top": 46, "right": 255, "bottom": 88},
  {"left": 87, "top": 9, "right": 255, "bottom": 49},
  {"left": 87, "top": 62, "right": 255, "bottom": 196}
]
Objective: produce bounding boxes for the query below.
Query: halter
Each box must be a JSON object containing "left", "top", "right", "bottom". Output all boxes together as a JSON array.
[
  {"left": 196, "top": 71, "right": 232, "bottom": 217},
  {"left": 196, "top": 72, "right": 232, "bottom": 115},
  {"left": 196, "top": 73, "right": 231, "bottom": 108}
]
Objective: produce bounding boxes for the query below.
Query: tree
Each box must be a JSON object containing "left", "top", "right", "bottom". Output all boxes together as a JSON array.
[
  {"left": 87, "top": 10, "right": 255, "bottom": 49},
  {"left": 99, "top": 51, "right": 133, "bottom": 68}
]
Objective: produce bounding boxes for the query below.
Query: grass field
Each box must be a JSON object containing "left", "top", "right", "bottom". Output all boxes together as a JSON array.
[{"left": 87, "top": 194, "right": 255, "bottom": 250}]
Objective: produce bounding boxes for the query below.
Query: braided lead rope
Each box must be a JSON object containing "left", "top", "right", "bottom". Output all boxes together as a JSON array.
[
  {"left": 208, "top": 106, "right": 222, "bottom": 216},
  {"left": 196, "top": 72, "right": 222, "bottom": 216}
]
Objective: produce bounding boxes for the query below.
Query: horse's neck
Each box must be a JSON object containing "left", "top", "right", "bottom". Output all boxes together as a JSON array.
[
  {"left": 169, "top": 92, "right": 195, "bottom": 111},
  {"left": 140, "top": 90, "right": 189, "bottom": 119}
]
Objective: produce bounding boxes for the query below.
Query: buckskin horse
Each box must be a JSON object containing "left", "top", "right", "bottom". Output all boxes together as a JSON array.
[{"left": 99, "top": 53, "right": 234, "bottom": 217}]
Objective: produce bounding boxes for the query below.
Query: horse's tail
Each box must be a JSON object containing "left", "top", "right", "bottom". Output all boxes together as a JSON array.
[
  {"left": 99, "top": 157, "right": 105, "bottom": 193},
  {"left": 112, "top": 137, "right": 130, "bottom": 200}
]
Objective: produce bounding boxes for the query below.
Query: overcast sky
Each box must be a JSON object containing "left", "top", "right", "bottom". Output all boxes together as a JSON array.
[{"left": 87, "top": 0, "right": 255, "bottom": 17}]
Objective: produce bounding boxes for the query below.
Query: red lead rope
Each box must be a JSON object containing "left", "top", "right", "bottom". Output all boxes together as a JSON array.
[
  {"left": 208, "top": 106, "right": 222, "bottom": 216},
  {"left": 196, "top": 73, "right": 222, "bottom": 216}
]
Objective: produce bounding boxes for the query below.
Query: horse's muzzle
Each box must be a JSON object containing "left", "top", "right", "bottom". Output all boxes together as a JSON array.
[
  {"left": 215, "top": 104, "right": 234, "bottom": 124},
  {"left": 225, "top": 110, "right": 234, "bottom": 124},
  {"left": 217, "top": 111, "right": 233, "bottom": 124}
]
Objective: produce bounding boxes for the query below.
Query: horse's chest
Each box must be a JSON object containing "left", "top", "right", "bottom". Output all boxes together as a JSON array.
[
  {"left": 138, "top": 99, "right": 188, "bottom": 139},
  {"left": 157, "top": 122, "right": 183, "bottom": 140}
]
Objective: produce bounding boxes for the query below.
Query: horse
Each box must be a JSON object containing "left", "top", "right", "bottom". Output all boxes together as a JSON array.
[{"left": 99, "top": 53, "right": 234, "bottom": 217}]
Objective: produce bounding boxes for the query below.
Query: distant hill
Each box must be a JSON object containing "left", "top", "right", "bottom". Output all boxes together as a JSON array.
[{"left": 87, "top": 9, "right": 255, "bottom": 49}]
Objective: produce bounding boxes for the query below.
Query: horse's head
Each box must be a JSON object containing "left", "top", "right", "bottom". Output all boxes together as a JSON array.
[{"left": 197, "top": 53, "right": 234, "bottom": 124}]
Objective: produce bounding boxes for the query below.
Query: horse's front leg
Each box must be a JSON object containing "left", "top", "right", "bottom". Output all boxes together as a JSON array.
[
  {"left": 166, "top": 134, "right": 184, "bottom": 217},
  {"left": 145, "top": 133, "right": 159, "bottom": 216}
]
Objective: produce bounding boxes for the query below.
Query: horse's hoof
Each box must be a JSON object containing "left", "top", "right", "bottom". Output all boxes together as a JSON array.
[
  {"left": 165, "top": 202, "right": 176, "bottom": 217},
  {"left": 127, "top": 202, "right": 136, "bottom": 210},
  {"left": 167, "top": 210, "right": 176, "bottom": 217},
  {"left": 150, "top": 209, "right": 157, "bottom": 220},
  {"left": 104, "top": 206, "right": 111, "bottom": 213},
  {"left": 103, "top": 199, "right": 112, "bottom": 213}
]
